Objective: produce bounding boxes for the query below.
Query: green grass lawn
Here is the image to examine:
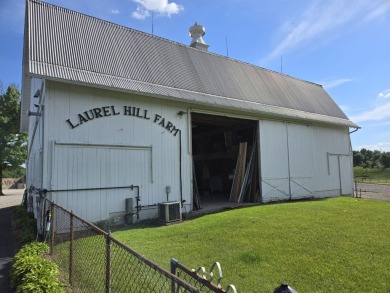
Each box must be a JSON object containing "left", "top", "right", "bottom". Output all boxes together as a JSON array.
[{"left": 113, "top": 197, "right": 389, "bottom": 292}]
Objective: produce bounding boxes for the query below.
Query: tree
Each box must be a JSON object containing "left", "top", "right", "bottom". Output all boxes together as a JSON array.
[
  {"left": 353, "top": 151, "right": 364, "bottom": 167},
  {"left": 379, "top": 152, "right": 390, "bottom": 169},
  {"left": 0, "top": 83, "right": 28, "bottom": 195}
]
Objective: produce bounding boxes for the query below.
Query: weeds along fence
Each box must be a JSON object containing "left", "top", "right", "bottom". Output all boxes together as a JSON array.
[
  {"left": 41, "top": 199, "right": 237, "bottom": 293},
  {"left": 354, "top": 177, "right": 389, "bottom": 184}
]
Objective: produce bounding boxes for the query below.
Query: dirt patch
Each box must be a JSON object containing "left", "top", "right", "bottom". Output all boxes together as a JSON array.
[{"left": 354, "top": 183, "right": 390, "bottom": 202}]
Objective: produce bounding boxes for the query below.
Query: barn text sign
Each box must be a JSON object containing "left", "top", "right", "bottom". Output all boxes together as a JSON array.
[{"left": 66, "top": 105, "right": 181, "bottom": 136}]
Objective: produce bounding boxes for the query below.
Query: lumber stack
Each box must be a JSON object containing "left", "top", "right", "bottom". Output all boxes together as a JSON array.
[
  {"left": 229, "top": 142, "right": 247, "bottom": 202},
  {"left": 229, "top": 141, "right": 260, "bottom": 203}
]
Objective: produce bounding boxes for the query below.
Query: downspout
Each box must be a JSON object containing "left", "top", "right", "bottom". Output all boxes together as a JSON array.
[
  {"left": 257, "top": 122, "right": 262, "bottom": 202},
  {"left": 348, "top": 126, "right": 360, "bottom": 195},
  {"left": 40, "top": 104, "right": 45, "bottom": 192},
  {"left": 349, "top": 127, "right": 360, "bottom": 134},
  {"left": 286, "top": 123, "right": 292, "bottom": 200},
  {"left": 179, "top": 130, "right": 183, "bottom": 207},
  {"left": 39, "top": 104, "right": 45, "bottom": 236}
]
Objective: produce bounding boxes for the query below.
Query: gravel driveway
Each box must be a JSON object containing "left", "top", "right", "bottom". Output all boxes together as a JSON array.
[
  {"left": 354, "top": 183, "right": 390, "bottom": 202},
  {"left": 0, "top": 189, "right": 25, "bottom": 208}
]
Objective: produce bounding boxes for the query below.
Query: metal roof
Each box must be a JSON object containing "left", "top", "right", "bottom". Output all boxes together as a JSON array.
[{"left": 21, "top": 0, "right": 359, "bottom": 131}]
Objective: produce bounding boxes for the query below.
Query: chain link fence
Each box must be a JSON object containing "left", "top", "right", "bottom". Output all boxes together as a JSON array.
[{"left": 42, "top": 198, "right": 236, "bottom": 292}]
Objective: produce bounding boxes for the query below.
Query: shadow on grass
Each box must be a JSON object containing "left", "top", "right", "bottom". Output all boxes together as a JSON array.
[{"left": 109, "top": 195, "right": 351, "bottom": 233}]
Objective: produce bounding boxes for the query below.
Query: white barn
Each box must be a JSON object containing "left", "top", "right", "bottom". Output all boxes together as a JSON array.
[{"left": 21, "top": 0, "right": 359, "bottom": 225}]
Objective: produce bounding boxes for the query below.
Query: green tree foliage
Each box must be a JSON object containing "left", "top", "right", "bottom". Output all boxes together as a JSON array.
[
  {"left": 352, "top": 151, "right": 364, "bottom": 167},
  {"left": 0, "top": 83, "right": 28, "bottom": 194},
  {"left": 353, "top": 148, "right": 390, "bottom": 169},
  {"left": 379, "top": 152, "right": 390, "bottom": 169},
  {"left": 3, "top": 165, "right": 26, "bottom": 178}
]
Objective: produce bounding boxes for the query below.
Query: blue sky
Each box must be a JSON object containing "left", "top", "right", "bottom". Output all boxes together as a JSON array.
[{"left": 1, "top": 0, "right": 389, "bottom": 151}]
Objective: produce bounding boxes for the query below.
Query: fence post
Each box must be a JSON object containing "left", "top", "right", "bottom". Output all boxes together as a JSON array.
[
  {"left": 50, "top": 203, "right": 55, "bottom": 256},
  {"left": 69, "top": 211, "right": 74, "bottom": 287},
  {"left": 170, "top": 258, "right": 178, "bottom": 293},
  {"left": 354, "top": 179, "right": 357, "bottom": 198},
  {"left": 106, "top": 232, "right": 111, "bottom": 293}
]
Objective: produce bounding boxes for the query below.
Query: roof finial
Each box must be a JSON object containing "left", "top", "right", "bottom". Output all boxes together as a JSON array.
[{"left": 189, "top": 22, "right": 209, "bottom": 51}]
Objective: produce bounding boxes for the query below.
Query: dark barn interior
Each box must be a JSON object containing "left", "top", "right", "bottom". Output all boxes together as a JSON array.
[{"left": 191, "top": 113, "right": 259, "bottom": 209}]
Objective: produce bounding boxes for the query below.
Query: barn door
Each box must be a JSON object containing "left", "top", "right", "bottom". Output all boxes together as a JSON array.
[
  {"left": 259, "top": 121, "right": 290, "bottom": 201},
  {"left": 50, "top": 143, "right": 151, "bottom": 222},
  {"left": 259, "top": 121, "right": 314, "bottom": 202},
  {"left": 287, "top": 124, "right": 314, "bottom": 199},
  {"left": 327, "top": 153, "right": 353, "bottom": 196}
]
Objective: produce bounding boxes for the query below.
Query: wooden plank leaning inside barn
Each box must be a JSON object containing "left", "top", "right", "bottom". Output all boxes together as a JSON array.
[{"left": 229, "top": 142, "right": 247, "bottom": 202}]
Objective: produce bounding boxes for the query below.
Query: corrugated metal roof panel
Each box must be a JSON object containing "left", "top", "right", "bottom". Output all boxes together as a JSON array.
[{"left": 21, "top": 0, "right": 359, "bottom": 129}]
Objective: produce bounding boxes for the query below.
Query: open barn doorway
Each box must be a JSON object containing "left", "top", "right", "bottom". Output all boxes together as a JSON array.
[{"left": 191, "top": 113, "right": 260, "bottom": 211}]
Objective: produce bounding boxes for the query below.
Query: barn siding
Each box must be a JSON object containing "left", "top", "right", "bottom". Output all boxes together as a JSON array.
[
  {"left": 43, "top": 81, "right": 192, "bottom": 222},
  {"left": 51, "top": 144, "right": 151, "bottom": 221},
  {"left": 286, "top": 123, "right": 314, "bottom": 199},
  {"left": 259, "top": 120, "right": 352, "bottom": 202},
  {"left": 311, "top": 126, "right": 352, "bottom": 197},
  {"left": 26, "top": 78, "right": 43, "bottom": 189},
  {"left": 25, "top": 78, "right": 44, "bottom": 217},
  {"left": 259, "top": 120, "right": 290, "bottom": 202},
  {"left": 25, "top": 79, "right": 354, "bottom": 223}
]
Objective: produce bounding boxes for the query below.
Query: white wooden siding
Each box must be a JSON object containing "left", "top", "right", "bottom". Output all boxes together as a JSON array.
[
  {"left": 43, "top": 81, "right": 191, "bottom": 222},
  {"left": 51, "top": 144, "right": 151, "bottom": 221},
  {"left": 287, "top": 124, "right": 314, "bottom": 198},
  {"left": 259, "top": 120, "right": 352, "bottom": 202},
  {"left": 26, "top": 78, "right": 44, "bottom": 189},
  {"left": 311, "top": 126, "right": 352, "bottom": 197},
  {"left": 340, "top": 155, "right": 353, "bottom": 195},
  {"left": 259, "top": 120, "right": 290, "bottom": 201},
  {"left": 26, "top": 79, "right": 353, "bottom": 223}
]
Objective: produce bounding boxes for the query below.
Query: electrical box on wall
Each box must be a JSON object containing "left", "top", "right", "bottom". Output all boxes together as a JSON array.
[{"left": 158, "top": 201, "right": 181, "bottom": 224}]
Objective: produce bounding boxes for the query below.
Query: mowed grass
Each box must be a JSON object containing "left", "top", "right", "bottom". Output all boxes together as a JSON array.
[{"left": 113, "top": 197, "right": 390, "bottom": 292}]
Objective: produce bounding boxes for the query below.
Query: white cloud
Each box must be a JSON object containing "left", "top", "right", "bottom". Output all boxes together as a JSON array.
[
  {"left": 364, "top": 1, "right": 390, "bottom": 22},
  {"left": 378, "top": 89, "right": 390, "bottom": 99},
  {"left": 349, "top": 102, "right": 390, "bottom": 123},
  {"left": 355, "top": 142, "right": 390, "bottom": 152},
  {"left": 322, "top": 78, "right": 353, "bottom": 89},
  {"left": 132, "top": 7, "right": 150, "bottom": 19},
  {"left": 262, "top": 0, "right": 390, "bottom": 64},
  {"left": 132, "top": 0, "right": 183, "bottom": 19},
  {"left": 111, "top": 9, "right": 120, "bottom": 15}
]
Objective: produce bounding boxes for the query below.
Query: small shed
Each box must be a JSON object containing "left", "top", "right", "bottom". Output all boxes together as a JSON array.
[{"left": 21, "top": 0, "right": 359, "bottom": 225}]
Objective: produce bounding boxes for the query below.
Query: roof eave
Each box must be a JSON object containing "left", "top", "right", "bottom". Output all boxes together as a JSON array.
[
  {"left": 20, "top": 1, "right": 31, "bottom": 133},
  {"left": 36, "top": 73, "right": 358, "bottom": 129}
]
